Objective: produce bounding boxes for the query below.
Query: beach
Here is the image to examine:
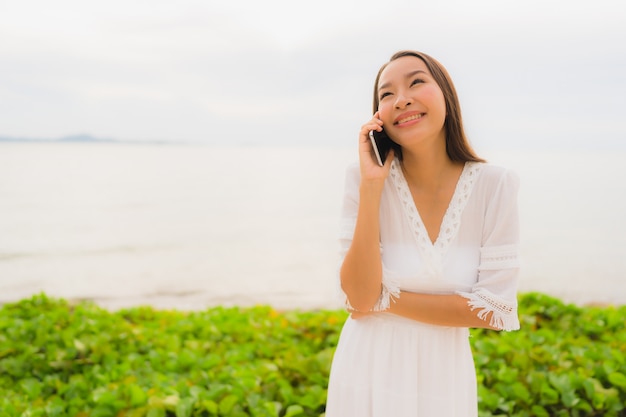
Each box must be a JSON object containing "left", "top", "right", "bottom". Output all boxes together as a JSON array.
[{"left": 1, "top": 143, "right": 625, "bottom": 310}]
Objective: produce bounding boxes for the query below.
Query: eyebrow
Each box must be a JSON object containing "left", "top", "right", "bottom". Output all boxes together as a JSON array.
[{"left": 378, "top": 70, "right": 428, "bottom": 91}]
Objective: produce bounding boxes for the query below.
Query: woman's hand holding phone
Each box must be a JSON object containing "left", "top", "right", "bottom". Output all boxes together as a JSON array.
[{"left": 359, "top": 112, "right": 394, "bottom": 183}]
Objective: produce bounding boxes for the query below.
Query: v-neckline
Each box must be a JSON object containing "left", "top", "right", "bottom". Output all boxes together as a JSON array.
[
  {"left": 402, "top": 162, "right": 466, "bottom": 246},
  {"left": 389, "top": 159, "right": 482, "bottom": 254}
]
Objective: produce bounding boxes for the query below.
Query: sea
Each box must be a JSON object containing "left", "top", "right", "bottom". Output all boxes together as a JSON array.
[{"left": 1, "top": 142, "right": 625, "bottom": 310}]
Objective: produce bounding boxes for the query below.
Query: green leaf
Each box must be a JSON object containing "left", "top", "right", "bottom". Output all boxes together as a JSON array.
[
  {"left": 175, "top": 397, "right": 195, "bottom": 417},
  {"left": 73, "top": 339, "right": 87, "bottom": 354},
  {"left": 200, "top": 399, "right": 218, "bottom": 414},
  {"left": 127, "top": 384, "right": 147, "bottom": 407},
  {"left": 530, "top": 404, "right": 549, "bottom": 417},
  {"left": 147, "top": 408, "right": 166, "bottom": 417},
  {"left": 540, "top": 384, "right": 559, "bottom": 405},
  {"left": 20, "top": 378, "right": 42, "bottom": 400},
  {"left": 561, "top": 390, "right": 579, "bottom": 408},
  {"left": 548, "top": 373, "right": 572, "bottom": 394},
  {"left": 284, "top": 404, "right": 304, "bottom": 417},
  {"left": 219, "top": 394, "right": 239, "bottom": 415},
  {"left": 162, "top": 394, "right": 180, "bottom": 409},
  {"left": 509, "top": 382, "right": 531, "bottom": 403},
  {"left": 45, "top": 397, "right": 66, "bottom": 417},
  {"left": 607, "top": 372, "right": 626, "bottom": 389}
]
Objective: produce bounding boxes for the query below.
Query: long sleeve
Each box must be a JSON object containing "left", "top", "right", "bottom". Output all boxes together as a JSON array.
[
  {"left": 337, "top": 164, "right": 400, "bottom": 311},
  {"left": 457, "top": 168, "right": 521, "bottom": 331}
]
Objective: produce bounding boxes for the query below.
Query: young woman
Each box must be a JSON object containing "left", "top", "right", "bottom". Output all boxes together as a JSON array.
[{"left": 325, "top": 50, "right": 521, "bottom": 416}]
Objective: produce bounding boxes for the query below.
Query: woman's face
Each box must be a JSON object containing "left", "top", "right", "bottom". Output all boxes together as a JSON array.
[{"left": 376, "top": 56, "right": 447, "bottom": 150}]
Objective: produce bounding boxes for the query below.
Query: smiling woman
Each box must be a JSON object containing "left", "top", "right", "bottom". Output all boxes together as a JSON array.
[{"left": 325, "top": 50, "right": 521, "bottom": 417}]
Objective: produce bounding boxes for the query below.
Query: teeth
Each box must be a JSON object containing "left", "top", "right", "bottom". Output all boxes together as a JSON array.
[{"left": 397, "top": 114, "right": 423, "bottom": 124}]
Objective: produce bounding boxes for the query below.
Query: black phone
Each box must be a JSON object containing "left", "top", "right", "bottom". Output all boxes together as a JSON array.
[{"left": 368, "top": 129, "right": 392, "bottom": 166}]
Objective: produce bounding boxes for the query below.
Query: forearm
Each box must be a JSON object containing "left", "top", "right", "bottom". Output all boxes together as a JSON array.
[
  {"left": 340, "top": 181, "right": 386, "bottom": 311},
  {"left": 388, "top": 291, "right": 499, "bottom": 330}
]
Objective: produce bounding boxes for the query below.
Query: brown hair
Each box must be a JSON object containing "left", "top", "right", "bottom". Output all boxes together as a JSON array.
[{"left": 373, "top": 50, "right": 485, "bottom": 163}]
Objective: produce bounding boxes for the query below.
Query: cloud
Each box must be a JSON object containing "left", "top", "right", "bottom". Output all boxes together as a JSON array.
[{"left": 0, "top": 0, "right": 624, "bottom": 149}]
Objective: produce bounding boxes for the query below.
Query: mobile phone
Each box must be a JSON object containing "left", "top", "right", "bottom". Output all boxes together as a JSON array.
[{"left": 368, "top": 129, "right": 392, "bottom": 166}]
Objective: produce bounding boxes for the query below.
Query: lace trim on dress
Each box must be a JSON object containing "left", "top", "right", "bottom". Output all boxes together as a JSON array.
[
  {"left": 389, "top": 160, "right": 432, "bottom": 253},
  {"left": 480, "top": 244, "right": 520, "bottom": 271},
  {"left": 342, "top": 259, "right": 400, "bottom": 312},
  {"left": 456, "top": 288, "right": 520, "bottom": 331},
  {"left": 436, "top": 162, "right": 482, "bottom": 251},
  {"left": 389, "top": 159, "right": 483, "bottom": 255},
  {"left": 373, "top": 270, "right": 401, "bottom": 311},
  {"left": 343, "top": 272, "right": 400, "bottom": 312}
]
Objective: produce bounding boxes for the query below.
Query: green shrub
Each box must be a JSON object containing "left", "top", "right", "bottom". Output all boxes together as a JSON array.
[
  {"left": 474, "top": 293, "right": 626, "bottom": 417},
  {"left": 0, "top": 292, "right": 624, "bottom": 416}
]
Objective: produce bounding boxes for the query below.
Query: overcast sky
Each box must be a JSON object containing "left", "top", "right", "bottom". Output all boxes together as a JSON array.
[{"left": 1, "top": 0, "right": 624, "bottom": 150}]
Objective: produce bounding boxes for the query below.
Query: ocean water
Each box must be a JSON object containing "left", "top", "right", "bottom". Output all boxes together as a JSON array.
[{"left": 1, "top": 142, "right": 625, "bottom": 310}]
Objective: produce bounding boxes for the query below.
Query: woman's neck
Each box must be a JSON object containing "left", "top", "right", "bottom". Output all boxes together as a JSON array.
[{"left": 400, "top": 143, "right": 461, "bottom": 192}]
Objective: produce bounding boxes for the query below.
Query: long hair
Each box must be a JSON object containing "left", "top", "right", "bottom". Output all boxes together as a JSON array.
[{"left": 373, "top": 50, "right": 485, "bottom": 163}]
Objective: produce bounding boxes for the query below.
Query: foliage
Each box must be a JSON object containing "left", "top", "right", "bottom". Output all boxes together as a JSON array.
[
  {"left": 473, "top": 293, "right": 626, "bottom": 417},
  {"left": 0, "top": 292, "right": 624, "bottom": 416}
]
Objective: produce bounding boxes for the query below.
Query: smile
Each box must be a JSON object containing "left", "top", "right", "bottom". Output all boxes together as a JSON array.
[{"left": 394, "top": 113, "right": 424, "bottom": 125}]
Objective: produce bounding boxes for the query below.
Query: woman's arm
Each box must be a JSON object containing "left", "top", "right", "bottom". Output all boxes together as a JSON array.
[
  {"left": 340, "top": 114, "right": 395, "bottom": 312},
  {"left": 385, "top": 291, "right": 500, "bottom": 330},
  {"left": 339, "top": 181, "right": 386, "bottom": 312},
  {"left": 350, "top": 168, "right": 522, "bottom": 331}
]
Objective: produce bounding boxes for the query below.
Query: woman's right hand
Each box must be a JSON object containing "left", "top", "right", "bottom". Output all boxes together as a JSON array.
[{"left": 358, "top": 112, "right": 395, "bottom": 182}]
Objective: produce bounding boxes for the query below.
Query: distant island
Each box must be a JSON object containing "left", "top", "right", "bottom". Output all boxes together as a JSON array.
[
  {"left": 0, "top": 134, "right": 173, "bottom": 145},
  {"left": 0, "top": 134, "right": 115, "bottom": 143},
  {"left": 57, "top": 134, "right": 116, "bottom": 143}
]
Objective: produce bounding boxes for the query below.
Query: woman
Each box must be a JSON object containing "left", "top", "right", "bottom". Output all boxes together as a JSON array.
[{"left": 325, "top": 50, "right": 521, "bottom": 416}]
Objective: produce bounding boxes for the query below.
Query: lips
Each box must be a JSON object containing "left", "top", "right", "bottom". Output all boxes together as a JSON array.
[{"left": 394, "top": 112, "right": 424, "bottom": 125}]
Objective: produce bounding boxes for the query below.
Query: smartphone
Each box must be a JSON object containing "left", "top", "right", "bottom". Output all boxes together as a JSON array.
[{"left": 368, "top": 129, "right": 392, "bottom": 166}]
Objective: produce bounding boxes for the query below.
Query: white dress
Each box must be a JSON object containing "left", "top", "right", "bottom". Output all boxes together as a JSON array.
[{"left": 325, "top": 159, "right": 521, "bottom": 417}]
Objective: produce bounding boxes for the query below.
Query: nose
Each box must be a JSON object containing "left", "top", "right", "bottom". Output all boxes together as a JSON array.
[{"left": 394, "top": 93, "right": 413, "bottom": 109}]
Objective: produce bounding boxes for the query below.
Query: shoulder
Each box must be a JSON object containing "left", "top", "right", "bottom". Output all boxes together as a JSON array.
[
  {"left": 472, "top": 163, "right": 520, "bottom": 200},
  {"left": 476, "top": 163, "right": 519, "bottom": 188}
]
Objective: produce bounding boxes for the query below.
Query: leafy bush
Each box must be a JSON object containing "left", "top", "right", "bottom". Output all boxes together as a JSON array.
[
  {"left": 473, "top": 293, "right": 626, "bottom": 417},
  {"left": 0, "top": 292, "right": 624, "bottom": 416}
]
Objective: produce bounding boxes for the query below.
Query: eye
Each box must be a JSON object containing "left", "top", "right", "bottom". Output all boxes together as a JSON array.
[
  {"left": 410, "top": 78, "right": 424, "bottom": 86},
  {"left": 379, "top": 91, "right": 392, "bottom": 101}
]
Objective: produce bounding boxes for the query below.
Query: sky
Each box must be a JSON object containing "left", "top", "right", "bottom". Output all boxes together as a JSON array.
[{"left": 1, "top": 0, "right": 625, "bottom": 150}]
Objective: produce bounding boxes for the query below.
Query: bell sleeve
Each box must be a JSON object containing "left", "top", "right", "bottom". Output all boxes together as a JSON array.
[
  {"left": 337, "top": 164, "right": 400, "bottom": 311},
  {"left": 457, "top": 168, "right": 522, "bottom": 331}
]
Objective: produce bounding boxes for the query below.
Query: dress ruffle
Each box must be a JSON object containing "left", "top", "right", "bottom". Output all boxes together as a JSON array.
[{"left": 456, "top": 288, "right": 520, "bottom": 331}]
